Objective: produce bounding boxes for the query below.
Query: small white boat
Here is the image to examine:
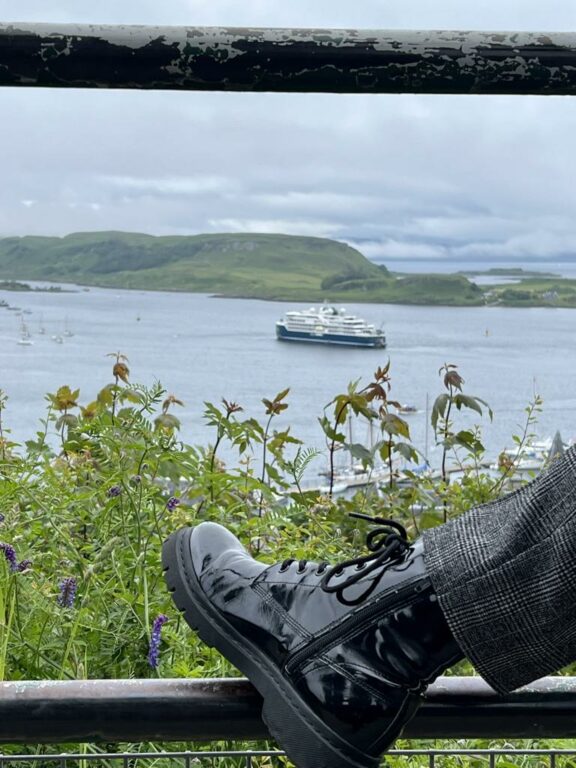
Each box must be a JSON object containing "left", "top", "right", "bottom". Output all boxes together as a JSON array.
[
  {"left": 399, "top": 404, "right": 420, "bottom": 415},
  {"left": 51, "top": 334, "right": 64, "bottom": 344}
]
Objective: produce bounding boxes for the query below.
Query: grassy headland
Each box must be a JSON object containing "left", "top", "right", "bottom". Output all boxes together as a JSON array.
[{"left": 0, "top": 231, "right": 572, "bottom": 306}]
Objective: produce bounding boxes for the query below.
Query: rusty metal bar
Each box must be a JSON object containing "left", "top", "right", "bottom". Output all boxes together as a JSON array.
[
  {"left": 0, "top": 677, "right": 575, "bottom": 743},
  {"left": 1, "top": 23, "right": 576, "bottom": 95}
]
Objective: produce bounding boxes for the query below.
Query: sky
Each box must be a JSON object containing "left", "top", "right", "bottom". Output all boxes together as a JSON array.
[{"left": 2, "top": 1, "right": 576, "bottom": 264}]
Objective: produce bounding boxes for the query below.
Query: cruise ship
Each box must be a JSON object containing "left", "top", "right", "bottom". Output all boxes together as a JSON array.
[{"left": 276, "top": 306, "right": 386, "bottom": 348}]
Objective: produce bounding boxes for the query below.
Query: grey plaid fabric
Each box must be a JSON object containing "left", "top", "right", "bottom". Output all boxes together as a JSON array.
[{"left": 422, "top": 444, "right": 576, "bottom": 694}]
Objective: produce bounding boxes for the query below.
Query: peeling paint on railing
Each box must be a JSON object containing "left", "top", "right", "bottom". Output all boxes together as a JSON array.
[{"left": 1, "top": 23, "right": 576, "bottom": 94}]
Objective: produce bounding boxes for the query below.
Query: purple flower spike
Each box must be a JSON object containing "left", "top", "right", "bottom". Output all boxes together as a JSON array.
[
  {"left": 0, "top": 514, "right": 5, "bottom": 523},
  {"left": 106, "top": 485, "right": 122, "bottom": 498},
  {"left": 57, "top": 577, "right": 78, "bottom": 608},
  {"left": 166, "top": 496, "right": 180, "bottom": 512},
  {"left": 0, "top": 543, "right": 18, "bottom": 572},
  {"left": 148, "top": 614, "right": 168, "bottom": 669},
  {"left": 17, "top": 559, "right": 32, "bottom": 573}
]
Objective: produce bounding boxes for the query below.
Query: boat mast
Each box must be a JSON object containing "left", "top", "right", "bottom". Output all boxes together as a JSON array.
[{"left": 424, "top": 392, "right": 430, "bottom": 466}]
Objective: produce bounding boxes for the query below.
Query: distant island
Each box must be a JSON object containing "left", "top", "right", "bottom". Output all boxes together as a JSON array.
[
  {"left": 0, "top": 231, "right": 574, "bottom": 308},
  {"left": 457, "top": 267, "right": 560, "bottom": 278}
]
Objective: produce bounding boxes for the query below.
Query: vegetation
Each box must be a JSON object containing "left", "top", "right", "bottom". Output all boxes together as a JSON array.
[
  {"left": 0, "top": 280, "right": 63, "bottom": 292},
  {"left": 486, "top": 277, "right": 576, "bottom": 307},
  {"left": 0, "top": 352, "right": 568, "bottom": 763},
  {"left": 0, "top": 231, "right": 488, "bottom": 306}
]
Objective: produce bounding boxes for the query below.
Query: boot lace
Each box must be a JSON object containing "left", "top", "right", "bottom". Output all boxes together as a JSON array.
[{"left": 279, "top": 513, "right": 410, "bottom": 606}]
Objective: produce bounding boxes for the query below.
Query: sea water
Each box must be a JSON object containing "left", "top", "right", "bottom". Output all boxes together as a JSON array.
[{"left": 0, "top": 283, "right": 575, "bottom": 470}]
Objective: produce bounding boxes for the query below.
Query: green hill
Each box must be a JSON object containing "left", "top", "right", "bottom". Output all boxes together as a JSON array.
[
  {"left": 0, "top": 231, "right": 487, "bottom": 305},
  {"left": 0, "top": 231, "right": 388, "bottom": 298}
]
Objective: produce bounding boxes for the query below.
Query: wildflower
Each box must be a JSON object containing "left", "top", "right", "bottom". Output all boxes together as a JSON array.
[
  {"left": 0, "top": 543, "right": 18, "bottom": 572},
  {"left": 17, "top": 559, "right": 32, "bottom": 573},
  {"left": 166, "top": 496, "right": 180, "bottom": 512},
  {"left": 57, "top": 577, "right": 78, "bottom": 608},
  {"left": 147, "top": 614, "right": 168, "bottom": 669},
  {"left": 0, "top": 514, "right": 4, "bottom": 523},
  {"left": 106, "top": 485, "right": 122, "bottom": 498},
  {"left": 130, "top": 474, "right": 142, "bottom": 486}
]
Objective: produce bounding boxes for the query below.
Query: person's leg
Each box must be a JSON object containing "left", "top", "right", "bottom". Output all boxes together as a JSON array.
[{"left": 423, "top": 444, "right": 576, "bottom": 694}]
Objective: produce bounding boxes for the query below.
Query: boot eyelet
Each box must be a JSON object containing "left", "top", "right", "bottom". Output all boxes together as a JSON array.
[
  {"left": 279, "top": 564, "right": 290, "bottom": 573},
  {"left": 355, "top": 563, "right": 366, "bottom": 571},
  {"left": 297, "top": 566, "right": 307, "bottom": 575}
]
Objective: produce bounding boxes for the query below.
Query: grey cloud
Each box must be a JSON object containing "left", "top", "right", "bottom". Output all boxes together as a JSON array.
[
  {"left": 2, "top": 2, "right": 576, "bottom": 263},
  {"left": 6, "top": 0, "right": 576, "bottom": 29}
]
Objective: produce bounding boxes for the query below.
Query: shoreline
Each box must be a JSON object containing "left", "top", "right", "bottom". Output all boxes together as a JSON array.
[{"left": 2, "top": 269, "right": 576, "bottom": 309}]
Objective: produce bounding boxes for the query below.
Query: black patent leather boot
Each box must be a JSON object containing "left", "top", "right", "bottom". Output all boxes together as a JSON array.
[{"left": 162, "top": 515, "right": 463, "bottom": 768}]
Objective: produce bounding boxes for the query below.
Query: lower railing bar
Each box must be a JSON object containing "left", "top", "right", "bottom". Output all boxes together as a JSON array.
[
  {"left": 3, "top": 751, "right": 576, "bottom": 762},
  {"left": 0, "top": 677, "right": 575, "bottom": 743}
]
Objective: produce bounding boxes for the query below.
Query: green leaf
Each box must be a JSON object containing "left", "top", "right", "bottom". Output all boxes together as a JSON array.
[
  {"left": 154, "top": 413, "right": 181, "bottom": 431},
  {"left": 265, "top": 463, "right": 285, "bottom": 485},
  {"left": 381, "top": 413, "right": 410, "bottom": 439},
  {"left": 318, "top": 416, "right": 345, "bottom": 444},
  {"left": 55, "top": 414, "right": 79, "bottom": 430},
  {"left": 431, "top": 393, "right": 449, "bottom": 432},
  {"left": 419, "top": 510, "right": 444, "bottom": 530},
  {"left": 454, "top": 430, "right": 485, "bottom": 454},
  {"left": 454, "top": 394, "right": 483, "bottom": 415},
  {"left": 394, "top": 442, "right": 418, "bottom": 463},
  {"left": 97, "top": 383, "right": 117, "bottom": 406},
  {"left": 121, "top": 388, "right": 145, "bottom": 404},
  {"left": 346, "top": 442, "right": 373, "bottom": 466},
  {"left": 379, "top": 442, "right": 391, "bottom": 462}
]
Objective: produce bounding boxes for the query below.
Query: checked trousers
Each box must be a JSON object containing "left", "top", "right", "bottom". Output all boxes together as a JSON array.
[{"left": 422, "top": 444, "right": 576, "bottom": 694}]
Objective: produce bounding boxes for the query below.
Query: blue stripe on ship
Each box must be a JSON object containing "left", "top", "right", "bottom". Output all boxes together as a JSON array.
[{"left": 276, "top": 324, "right": 385, "bottom": 349}]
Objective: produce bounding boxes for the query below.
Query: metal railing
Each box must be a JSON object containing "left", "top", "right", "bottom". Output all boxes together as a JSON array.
[
  {"left": 0, "top": 676, "right": 575, "bottom": 743},
  {"left": 2, "top": 676, "right": 576, "bottom": 763},
  {"left": 2, "top": 749, "right": 576, "bottom": 768},
  {"left": 2, "top": 23, "right": 576, "bottom": 95}
]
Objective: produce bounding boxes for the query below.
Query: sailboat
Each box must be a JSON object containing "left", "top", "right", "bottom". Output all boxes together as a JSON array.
[
  {"left": 318, "top": 417, "right": 392, "bottom": 495},
  {"left": 63, "top": 317, "right": 74, "bottom": 338},
  {"left": 17, "top": 319, "right": 33, "bottom": 346}
]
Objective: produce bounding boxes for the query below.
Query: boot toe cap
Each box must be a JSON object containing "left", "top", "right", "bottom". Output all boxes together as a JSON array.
[{"left": 190, "top": 521, "right": 246, "bottom": 576}]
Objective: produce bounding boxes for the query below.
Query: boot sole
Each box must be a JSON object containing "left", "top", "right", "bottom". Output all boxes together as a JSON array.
[{"left": 162, "top": 527, "right": 381, "bottom": 768}]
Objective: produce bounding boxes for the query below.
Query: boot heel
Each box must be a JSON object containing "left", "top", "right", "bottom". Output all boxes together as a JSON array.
[{"left": 261, "top": 695, "right": 379, "bottom": 768}]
